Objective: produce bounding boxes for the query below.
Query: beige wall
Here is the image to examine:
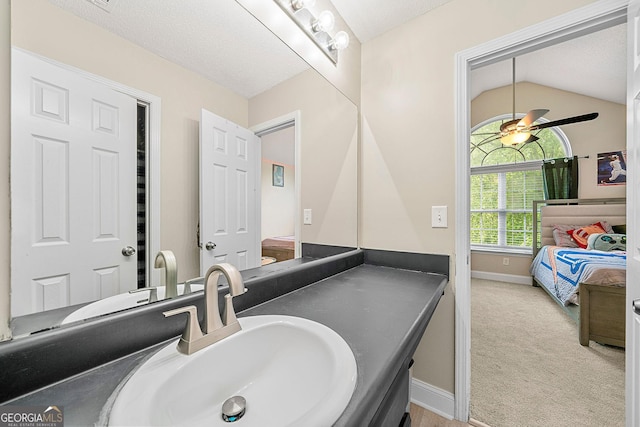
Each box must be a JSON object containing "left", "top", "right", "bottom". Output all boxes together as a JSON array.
[
  {"left": 249, "top": 69, "right": 358, "bottom": 247},
  {"left": 10, "top": 0, "right": 248, "bottom": 282},
  {"left": 471, "top": 252, "right": 533, "bottom": 278},
  {"left": 261, "top": 159, "right": 295, "bottom": 240},
  {"left": 0, "top": 0, "right": 10, "bottom": 340},
  {"left": 470, "top": 82, "right": 626, "bottom": 277},
  {"left": 360, "top": 0, "right": 599, "bottom": 393}
]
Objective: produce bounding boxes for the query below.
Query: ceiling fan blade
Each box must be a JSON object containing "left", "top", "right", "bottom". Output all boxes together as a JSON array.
[
  {"left": 517, "top": 109, "right": 549, "bottom": 128},
  {"left": 530, "top": 112, "right": 599, "bottom": 130}
]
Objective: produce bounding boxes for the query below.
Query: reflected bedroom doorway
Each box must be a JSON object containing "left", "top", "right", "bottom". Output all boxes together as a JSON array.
[{"left": 257, "top": 123, "right": 297, "bottom": 265}]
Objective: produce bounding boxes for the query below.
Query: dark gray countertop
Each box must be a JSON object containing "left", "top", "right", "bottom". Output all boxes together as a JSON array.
[{"left": 9, "top": 262, "right": 447, "bottom": 426}]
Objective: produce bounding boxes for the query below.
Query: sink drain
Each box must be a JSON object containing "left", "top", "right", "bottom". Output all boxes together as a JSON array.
[{"left": 222, "top": 395, "right": 246, "bottom": 422}]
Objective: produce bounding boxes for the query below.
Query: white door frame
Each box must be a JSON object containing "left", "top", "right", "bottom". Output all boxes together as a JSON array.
[
  {"left": 454, "top": 0, "right": 629, "bottom": 421},
  {"left": 626, "top": 1, "right": 640, "bottom": 425},
  {"left": 13, "top": 48, "right": 162, "bottom": 287},
  {"left": 251, "top": 111, "right": 302, "bottom": 258}
]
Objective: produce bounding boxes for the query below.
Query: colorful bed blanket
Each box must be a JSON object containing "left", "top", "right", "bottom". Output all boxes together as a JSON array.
[{"left": 530, "top": 246, "right": 626, "bottom": 306}]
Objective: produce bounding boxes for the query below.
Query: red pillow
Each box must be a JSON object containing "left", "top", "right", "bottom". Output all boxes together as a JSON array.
[{"left": 566, "top": 222, "right": 607, "bottom": 248}]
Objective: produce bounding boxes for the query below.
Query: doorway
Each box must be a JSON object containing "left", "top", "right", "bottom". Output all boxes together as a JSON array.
[
  {"left": 454, "top": 1, "right": 629, "bottom": 422},
  {"left": 253, "top": 111, "right": 302, "bottom": 261},
  {"left": 259, "top": 124, "right": 296, "bottom": 265}
]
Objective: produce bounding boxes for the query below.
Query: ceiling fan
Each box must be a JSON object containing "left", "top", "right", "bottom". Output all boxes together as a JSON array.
[{"left": 477, "top": 57, "right": 599, "bottom": 146}]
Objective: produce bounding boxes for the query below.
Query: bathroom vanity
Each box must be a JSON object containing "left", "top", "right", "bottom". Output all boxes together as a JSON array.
[{"left": 0, "top": 248, "right": 448, "bottom": 426}]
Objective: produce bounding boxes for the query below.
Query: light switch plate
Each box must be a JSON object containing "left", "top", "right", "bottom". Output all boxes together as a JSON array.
[
  {"left": 303, "top": 209, "right": 312, "bottom": 225},
  {"left": 432, "top": 206, "right": 448, "bottom": 228}
]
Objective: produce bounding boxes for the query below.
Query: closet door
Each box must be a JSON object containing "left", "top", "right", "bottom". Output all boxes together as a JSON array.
[{"left": 11, "top": 49, "right": 137, "bottom": 316}]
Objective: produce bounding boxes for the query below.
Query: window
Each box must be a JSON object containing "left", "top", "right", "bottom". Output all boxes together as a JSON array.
[{"left": 470, "top": 114, "right": 570, "bottom": 253}]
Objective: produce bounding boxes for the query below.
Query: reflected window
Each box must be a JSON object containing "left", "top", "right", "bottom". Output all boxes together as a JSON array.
[{"left": 470, "top": 114, "right": 570, "bottom": 252}]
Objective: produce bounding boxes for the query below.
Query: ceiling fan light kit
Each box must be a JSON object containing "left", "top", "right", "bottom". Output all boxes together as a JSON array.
[
  {"left": 481, "top": 58, "right": 600, "bottom": 148},
  {"left": 500, "top": 130, "right": 533, "bottom": 146}
]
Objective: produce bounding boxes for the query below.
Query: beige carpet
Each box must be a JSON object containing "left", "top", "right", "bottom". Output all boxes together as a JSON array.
[{"left": 470, "top": 279, "right": 625, "bottom": 427}]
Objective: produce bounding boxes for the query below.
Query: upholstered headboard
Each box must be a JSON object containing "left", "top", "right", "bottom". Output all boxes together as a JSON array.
[{"left": 532, "top": 198, "right": 626, "bottom": 256}]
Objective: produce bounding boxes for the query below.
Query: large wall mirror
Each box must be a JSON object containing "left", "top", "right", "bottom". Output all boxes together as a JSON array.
[{"left": 5, "top": 0, "right": 358, "bottom": 339}]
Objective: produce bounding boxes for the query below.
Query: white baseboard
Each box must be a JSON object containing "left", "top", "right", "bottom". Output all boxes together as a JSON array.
[
  {"left": 471, "top": 270, "right": 531, "bottom": 285},
  {"left": 410, "top": 377, "right": 455, "bottom": 420}
]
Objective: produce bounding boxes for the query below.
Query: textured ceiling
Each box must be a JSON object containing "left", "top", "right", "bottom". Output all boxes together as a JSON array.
[
  {"left": 47, "top": 0, "right": 625, "bottom": 104},
  {"left": 48, "top": 0, "right": 310, "bottom": 99},
  {"left": 329, "top": 0, "right": 454, "bottom": 43}
]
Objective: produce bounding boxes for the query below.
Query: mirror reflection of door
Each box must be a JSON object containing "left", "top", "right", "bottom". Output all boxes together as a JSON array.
[
  {"left": 199, "top": 109, "right": 261, "bottom": 275},
  {"left": 260, "top": 125, "right": 296, "bottom": 265},
  {"left": 11, "top": 49, "right": 144, "bottom": 317}
]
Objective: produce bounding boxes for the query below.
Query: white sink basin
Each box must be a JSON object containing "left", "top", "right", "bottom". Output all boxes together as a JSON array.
[
  {"left": 61, "top": 284, "right": 204, "bottom": 325},
  {"left": 108, "top": 315, "right": 357, "bottom": 427}
]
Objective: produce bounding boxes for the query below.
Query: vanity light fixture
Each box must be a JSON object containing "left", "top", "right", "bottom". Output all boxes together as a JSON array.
[
  {"left": 329, "top": 31, "right": 350, "bottom": 51},
  {"left": 312, "top": 10, "right": 335, "bottom": 33},
  {"left": 274, "top": 0, "right": 350, "bottom": 65},
  {"left": 291, "top": 0, "right": 316, "bottom": 11}
]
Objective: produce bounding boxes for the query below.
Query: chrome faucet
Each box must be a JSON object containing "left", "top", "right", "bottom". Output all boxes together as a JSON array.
[
  {"left": 155, "top": 250, "right": 178, "bottom": 299},
  {"left": 163, "top": 263, "right": 247, "bottom": 355}
]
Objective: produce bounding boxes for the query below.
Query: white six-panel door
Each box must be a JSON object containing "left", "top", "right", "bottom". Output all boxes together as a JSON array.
[
  {"left": 11, "top": 49, "right": 137, "bottom": 317},
  {"left": 628, "top": 1, "right": 640, "bottom": 424},
  {"left": 199, "top": 109, "right": 260, "bottom": 274}
]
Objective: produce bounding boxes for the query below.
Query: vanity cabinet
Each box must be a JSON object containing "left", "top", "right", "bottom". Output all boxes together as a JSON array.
[{"left": 370, "top": 358, "right": 413, "bottom": 427}]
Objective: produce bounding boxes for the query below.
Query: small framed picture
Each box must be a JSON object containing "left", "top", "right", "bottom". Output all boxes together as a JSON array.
[
  {"left": 272, "top": 164, "right": 284, "bottom": 187},
  {"left": 597, "top": 150, "right": 627, "bottom": 186}
]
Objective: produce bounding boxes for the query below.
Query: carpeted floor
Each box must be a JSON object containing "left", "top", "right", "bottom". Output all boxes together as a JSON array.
[{"left": 470, "top": 279, "right": 625, "bottom": 427}]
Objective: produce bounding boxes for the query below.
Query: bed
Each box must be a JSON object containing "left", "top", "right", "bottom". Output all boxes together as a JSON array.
[
  {"left": 261, "top": 235, "right": 295, "bottom": 262},
  {"left": 530, "top": 198, "right": 626, "bottom": 347}
]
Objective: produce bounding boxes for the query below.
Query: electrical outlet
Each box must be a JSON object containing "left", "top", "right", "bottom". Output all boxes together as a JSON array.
[
  {"left": 503, "top": 257, "right": 510, "bottom": 266},
  {"left": 431, "top": 206, "right": 448, "bottom": 228}
]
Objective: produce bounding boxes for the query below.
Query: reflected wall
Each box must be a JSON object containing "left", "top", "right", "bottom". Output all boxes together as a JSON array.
[{"left": 250, "top": 69, "right": 358, "bottom": 247}]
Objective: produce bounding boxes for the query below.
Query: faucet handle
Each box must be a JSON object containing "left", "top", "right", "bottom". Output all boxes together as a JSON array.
[
  {"left": 183, "top": 277, "right": 203, "bottom": 295},
  {"left": 129, "top": 286, "right": 159, "bottom": 303},
  {"left": 163, "top": 306, "right": 203, "bottom": 344},
  {"left": 223, "top": 293, "right": 238, "bottom": 326}
]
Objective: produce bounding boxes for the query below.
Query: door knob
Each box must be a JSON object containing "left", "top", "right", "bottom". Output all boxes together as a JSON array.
[
  {"left": 205, "top": 241, "right": 216, "bottom": 251},
  {"left": 634, "top": 299, "right": 640, "bottom": 315},
  {"left": 122, "top": 246, "right": 136, "bottom": 256}
]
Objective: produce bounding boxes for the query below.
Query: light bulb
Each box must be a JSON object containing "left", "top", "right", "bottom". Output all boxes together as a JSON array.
[
  {"left": 330, "top": 31, "right": 350, "bottom": 50},
  {"left": 500, "top": 131, "right": 531, "bottom": 146},
  {"left": 312, "top": 10, "right": 335, "bottom": 33},
  {"left": 290, "top": 0, "right": 316, "bottom": 10}
]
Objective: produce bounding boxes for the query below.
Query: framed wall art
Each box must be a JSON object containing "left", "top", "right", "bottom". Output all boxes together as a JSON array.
[
  {"left": 272, "top": 164, "right": 284, "bottom": 187},
  {"left": 597, "top": 150, "right": 627, "bottom": 186}
]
